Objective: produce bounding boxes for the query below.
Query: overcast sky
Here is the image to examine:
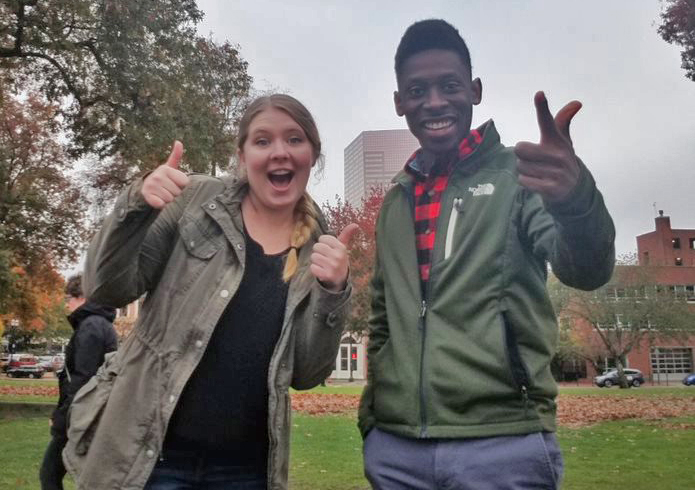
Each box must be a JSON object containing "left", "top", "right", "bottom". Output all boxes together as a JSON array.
[{"left": 196, "top": 0, "right": 695, "bottom": 256}]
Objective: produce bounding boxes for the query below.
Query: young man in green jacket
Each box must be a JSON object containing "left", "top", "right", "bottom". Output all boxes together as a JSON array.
[{"left": 358, "top": 19, "right": 615, "bottom": 489}]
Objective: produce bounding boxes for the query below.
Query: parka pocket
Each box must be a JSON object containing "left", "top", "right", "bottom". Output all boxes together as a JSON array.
[
  {"left": 67, "top": 353, "right": 120, "bottom": 456},
  {"left": 501, "top": 312, "right": 531, "bottom": 399},
  {"left": 179, "top": 213, "right": 222, "bottom": 260}
]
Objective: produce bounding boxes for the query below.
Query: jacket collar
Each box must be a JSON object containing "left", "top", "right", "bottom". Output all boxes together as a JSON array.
[{"left": 392, "top": 120, "right": 502, "bottom": 189}]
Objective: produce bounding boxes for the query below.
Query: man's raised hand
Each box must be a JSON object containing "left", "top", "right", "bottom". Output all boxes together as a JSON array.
[
  {"left": 514, "top": 91, "right": 582, "bottom": 203},
  {"left": 141, "top": 141, "right": 191, "bottom": 209},
  {"left": 310, "top": 223, "right": 360, "bottom": 292}
]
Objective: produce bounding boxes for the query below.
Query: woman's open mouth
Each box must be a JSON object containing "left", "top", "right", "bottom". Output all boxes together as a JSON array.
[{"left": 268, "top": 169, "right": 294, "bottom": 189}]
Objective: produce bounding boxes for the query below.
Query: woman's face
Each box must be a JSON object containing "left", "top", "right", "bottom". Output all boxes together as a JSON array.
[{"left": 239, "top": 107, "right": 315, "bottom": 214}]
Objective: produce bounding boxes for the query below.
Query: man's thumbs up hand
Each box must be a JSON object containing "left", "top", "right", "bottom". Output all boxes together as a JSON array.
[
  {"left": 310, "top": 223, "right": 360, "bottom": 292},
  {"left": 142, "top": 141, "right": 191, "bottom": 209}
]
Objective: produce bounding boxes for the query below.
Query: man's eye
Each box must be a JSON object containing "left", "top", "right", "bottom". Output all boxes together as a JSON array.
[
  {"left": 408, "top": 87, "right": 424, "bottom": 98},
  {"left": 443, "top": 82, "right": 461, "bottom": 92}
]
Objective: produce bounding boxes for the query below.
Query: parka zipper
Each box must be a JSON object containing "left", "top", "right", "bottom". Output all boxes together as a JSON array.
[
  {"left": 501, "top": 312, "right": 532, "bottom": 412},
  {"left": 418, "top": 299, "right": 428, "bottom": 438}
]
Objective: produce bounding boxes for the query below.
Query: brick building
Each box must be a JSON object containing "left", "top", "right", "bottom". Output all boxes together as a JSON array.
[{"left": 569, "top": 212, "right": 695, "bottom": 383}]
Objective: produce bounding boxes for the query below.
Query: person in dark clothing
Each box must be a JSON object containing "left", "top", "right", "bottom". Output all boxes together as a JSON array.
[{"left": 39, "top": 274, "right": 117, "bottom": 490}]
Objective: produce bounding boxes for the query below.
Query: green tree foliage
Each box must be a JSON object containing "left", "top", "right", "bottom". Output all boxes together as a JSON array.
[
  {"left": 658, "top": 0, "right": 695, "bottom": 82},
  {"left": 555, "top": 265, "right": 695, "bottom": 388},
  {"left": 0, "top": 0, "right": 252, "bottom": 195}
]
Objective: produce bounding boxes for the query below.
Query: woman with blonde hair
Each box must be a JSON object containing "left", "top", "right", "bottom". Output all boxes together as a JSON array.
[{"left": 63, "top": 94, "right": 357, "bottom": 490}]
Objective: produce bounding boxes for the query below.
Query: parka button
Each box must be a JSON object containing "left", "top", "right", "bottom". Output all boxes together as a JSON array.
[
  {"left": 220, "top": 290, "right": 229, "bottom": 298},
  {"left": 208, "top": 203, "right": 217, "bottom": 210},
  {"left": 236, "top": 243, "right": 243, "bottom": 250},
  {"left": 195, "top": 340, "right": 203, "bottom": 348},
  {"left": 146, "top": 449, "right": 154, "bottom": 458},
  {"left": 189, "top": 240, "right": 195, "bottom": 248},
  {"left": 118, "top": 208, "right": 125, "bottom": 218},
  {"left": 169, "top": 395, "right": 175, "bottom": 403}
]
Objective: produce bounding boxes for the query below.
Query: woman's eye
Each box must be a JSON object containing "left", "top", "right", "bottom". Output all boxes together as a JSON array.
[
  {"left": 255, "top": 138, "right": 270, "bottom": 146},
  {"left": 288, "top": 136, "right": 304, "bottom": 144}
]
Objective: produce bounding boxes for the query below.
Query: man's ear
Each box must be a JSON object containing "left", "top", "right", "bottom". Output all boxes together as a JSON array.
[
  {"left": 394, "top": 90, "right": 404, "bottom": 116},
  {"left": 472, "top": 78, "right": 483, "bottom": 106}
]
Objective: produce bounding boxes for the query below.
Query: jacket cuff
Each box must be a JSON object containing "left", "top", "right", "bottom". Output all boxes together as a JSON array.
[
  {"left": 544, "top": 158, "right": 594, "bottom": 219},
  {"left": 113, "top": 176, "right": 158, "bottom": 223},
  {"left": 313, "top": 280, "right": 352, "bottom": 329}
]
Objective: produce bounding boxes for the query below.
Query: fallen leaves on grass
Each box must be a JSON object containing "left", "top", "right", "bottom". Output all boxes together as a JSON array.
[
  {"left": 556, "top": 396, "right": 695, "bottom": 428},
  {"left": 0, "top": 385, "right": 58, "bottom": 396},
  {"left": 291, "top": 394, "right": 359, "bottom": 415},
  {"left": 291, "top": 393, "right": 695, "bottom": 428},
  {"left": 4, "top": 385, "right": 694, "bottom": 429}
]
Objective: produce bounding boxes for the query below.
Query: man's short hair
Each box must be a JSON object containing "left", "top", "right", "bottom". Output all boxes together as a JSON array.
[
  {"left": 65, "top": 274, "right": 83, "bottom": 299},
  {"left": 395, "top": 19, "right": 472, "bottom": 78}
]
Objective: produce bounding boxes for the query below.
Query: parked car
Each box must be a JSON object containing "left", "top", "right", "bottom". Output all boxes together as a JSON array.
[
  {"left": 5, "top": 354, "right": 45, "bottom": 378},
  {"left": 38, "top": 355, "right": 55, "bottom": 372},
  {"left": 594, "top": 368, "right": 644, "bottom": 388},
  {"left": 51, "top": 354, "right": 65, "bottom": 373},
  {"left": 683, "top": 373, "right": 695, "bottom": 386}
]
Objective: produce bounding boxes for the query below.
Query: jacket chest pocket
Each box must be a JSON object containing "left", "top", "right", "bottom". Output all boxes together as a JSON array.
[{"left": 179, "top": 213, "right": 223, "bottom": 260}]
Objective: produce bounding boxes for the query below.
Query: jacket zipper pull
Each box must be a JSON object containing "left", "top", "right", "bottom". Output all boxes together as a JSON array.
[
  {"left": 420, "top": 300, "right": 428, "bottom": 318},
  {"left": 520, "top": 385, "right": 529, "bottom": 407}
]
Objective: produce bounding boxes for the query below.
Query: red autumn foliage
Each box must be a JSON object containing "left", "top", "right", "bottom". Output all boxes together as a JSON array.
[{"left": 322, "top": 186, "right": 386, "bottom": 341}]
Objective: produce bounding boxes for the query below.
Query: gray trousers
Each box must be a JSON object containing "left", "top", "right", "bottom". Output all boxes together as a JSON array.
[{"left": 364, "top": 428, "right": 563, "bottom": 490}]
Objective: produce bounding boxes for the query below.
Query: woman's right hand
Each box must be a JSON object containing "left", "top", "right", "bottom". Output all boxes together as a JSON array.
[{"left": 141, "top": 141, "right": 191, "bottom": 209}]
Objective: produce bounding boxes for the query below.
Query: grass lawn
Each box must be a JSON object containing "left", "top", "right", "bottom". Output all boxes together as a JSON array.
[
  {"left": 3, "top": 409, "right": 692, "bottom": 490},
  {"left": 0, "top": 417, "right": 75, "bottom": 490},
  {"left": 2, "top": 378, "right": 694, "bottom": 489}
]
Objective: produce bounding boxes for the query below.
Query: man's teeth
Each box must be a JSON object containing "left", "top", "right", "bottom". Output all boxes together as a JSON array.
[{"left": 425, "top": 120, "right": 454, "bottom": 130}]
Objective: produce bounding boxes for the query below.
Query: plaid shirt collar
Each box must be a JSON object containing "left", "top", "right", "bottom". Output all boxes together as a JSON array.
[
  {"left": 404, "top": 129, "right": 483, "bottom": 181},
  {"left": 403, "top": 129, "right": 483, "bottom": 288}
]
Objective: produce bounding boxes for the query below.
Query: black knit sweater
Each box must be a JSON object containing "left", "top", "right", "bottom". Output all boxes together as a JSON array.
[{"left": 165, "top": 231, "right": 289, "bottom": 466}]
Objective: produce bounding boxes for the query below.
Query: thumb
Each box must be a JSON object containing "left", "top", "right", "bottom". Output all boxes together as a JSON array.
[
  {"left": 554, "top": 100, "right": 582, "bottom": 143},
  {"left": 166, "top": 140, "right": 184, "bottom": 169},
  {"left": 337, "top": 223, "right": 360, "bottom": 247}
]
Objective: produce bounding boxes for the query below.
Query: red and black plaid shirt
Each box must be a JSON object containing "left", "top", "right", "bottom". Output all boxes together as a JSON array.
[{"left": 404, "top": 129, "right": 482, "bottom": 291}]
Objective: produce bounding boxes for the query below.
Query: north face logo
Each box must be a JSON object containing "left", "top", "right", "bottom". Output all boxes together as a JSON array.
[{"left": 468, "top": 183, "right": 495, "bottom": 196}]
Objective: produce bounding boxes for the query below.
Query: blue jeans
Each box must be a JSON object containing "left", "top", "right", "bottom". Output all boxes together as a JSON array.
[
  {"left": 364, "top": 428, "right": 564, "bottom": 490},
  {"left": 144, "top": 448, "right": 267, "bottom": 490}
]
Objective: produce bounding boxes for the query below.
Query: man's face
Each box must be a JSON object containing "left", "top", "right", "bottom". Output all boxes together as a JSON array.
[
  {"left": 65, "top": 296, "right": 85, "bottom": 313},
  {"left": 395, "top": 49, "right": 482, "bottom": 165}
]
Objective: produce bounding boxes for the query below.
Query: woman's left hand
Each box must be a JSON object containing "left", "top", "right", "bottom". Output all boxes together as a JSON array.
[{"left": 310, "top": 223, "right": 360, "bottom": 292}]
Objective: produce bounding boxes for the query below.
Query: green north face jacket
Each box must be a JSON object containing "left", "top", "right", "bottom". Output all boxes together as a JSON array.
[
  {"left": 63, "top": 175, "right": 350, "bottom": 490},
  {"left": 358, "top": 121, "right": 615, "bottom": 440}
]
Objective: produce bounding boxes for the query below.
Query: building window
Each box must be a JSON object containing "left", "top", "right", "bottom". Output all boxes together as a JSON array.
[
  {"left": 672, "top": 237, "right": 681, "bottom": 249},
  {"left": 686, "top": 285, "right": 695, "bottom": 302},
  {"left": 675, "top": 257, "right": 683, "bottom": 266},
  {"left": 340, "top": 346, "right": 348, "bottom": 371},
  {"left": 651, "top": 347, "right": 693, "bottom": 374},
  {"left": 690, "top": 238, "right": 695, "bottom": 249},
  {"left": 642, "top": 251, "right": 649, "bottom": 265}
]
